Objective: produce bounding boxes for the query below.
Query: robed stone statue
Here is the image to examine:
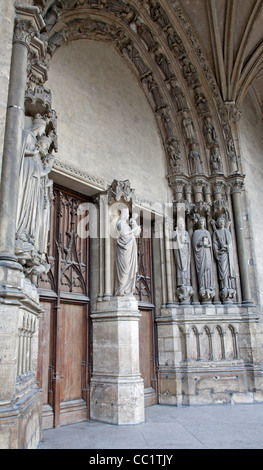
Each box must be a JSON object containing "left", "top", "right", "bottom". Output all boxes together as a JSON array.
[
  {"left": 173, "top": 217, "right": 193, "bottom": 303},
  {"left": 115, "top": 208, "right": 141, "bottom": 296},
  {"left": 192, "top": 217, "right": 215, "bottom": 301},
  {"left": 15, "top": 114, "right": 54, "bottom": 284},
  {"left": 211, "top": 217, "right": 236, "bottom": 302}
]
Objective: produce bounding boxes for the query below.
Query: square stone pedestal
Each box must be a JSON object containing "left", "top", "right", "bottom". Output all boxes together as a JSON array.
[
  {"left": 0, "top": 266, "right": 42, "bottom": 448},
  {"left": 157, "top": 304, "right": 263, "bottom": 406},
  {"left": 90, "top": 296, "right": 145, "bottom": 425}
]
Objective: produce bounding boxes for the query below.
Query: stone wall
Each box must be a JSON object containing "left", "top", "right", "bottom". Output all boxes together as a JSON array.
[
  {"left": 239, "top": 90, "right": 263, "bottom": 309},
  {"left": 46, "top": 39, "right": 171, "bottom": 205}
]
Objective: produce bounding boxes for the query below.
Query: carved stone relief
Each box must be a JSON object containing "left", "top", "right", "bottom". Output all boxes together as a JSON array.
[
  {"left": 36, "top": 0, "right": 237, "bottom": 180},
  {"left": 192, "top": 217, "right": 215, "bottom": 302}
]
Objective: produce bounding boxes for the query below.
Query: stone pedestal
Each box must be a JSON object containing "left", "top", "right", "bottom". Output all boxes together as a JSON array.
[
  {"left": 0, "top": 269, "right": 42, "bottom": 449},
  {"left": 90, "top": 296, "right": 145, "bottom": 425},
  {"left": 157, "top": 304, "right": 263, "bottom": 406}
]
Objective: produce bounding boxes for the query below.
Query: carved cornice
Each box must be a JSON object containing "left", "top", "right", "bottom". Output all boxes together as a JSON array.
[
  {"left": 15, "top": 4, "right": 45, "bottom": 42},
  {"left": 52, "top": 157, "right": 107, "bottom": 190},
  {"left": 14, "top": 4, "right": 47, "bottom": 87}
]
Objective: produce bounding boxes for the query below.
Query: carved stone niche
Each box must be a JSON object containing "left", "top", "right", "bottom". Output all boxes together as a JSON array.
[
  {"left": 25, "top": 85, "right": 53, "bottom": 117},
  {"left": 108, "top": 179, "right": 135, "bottom": 204}
]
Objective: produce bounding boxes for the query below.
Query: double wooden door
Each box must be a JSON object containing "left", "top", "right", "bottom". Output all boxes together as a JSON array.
[{"left": 37, "top": 186, "right": 91, "bottom": 429}]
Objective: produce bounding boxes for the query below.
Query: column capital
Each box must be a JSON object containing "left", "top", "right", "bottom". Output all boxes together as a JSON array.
[
  {"left": 230, "top": 179, "right": 245, "bottom": 194},
  {"left": 14, "top": 4, "right": 45, "bottom": 48}
]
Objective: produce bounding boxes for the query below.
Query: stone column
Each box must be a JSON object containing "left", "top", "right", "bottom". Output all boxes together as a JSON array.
[
  {"left": 0, "top": 8, "right": 44, "bottom": 265},
  {"left": 0, "top": 6, "right": 45, "bottom": 449},
  {"left": 231, "top": 180, "right": 252, "bottom": 304},
  {"left": 90, "top": 296, "right": 145, "bottom": 425}
]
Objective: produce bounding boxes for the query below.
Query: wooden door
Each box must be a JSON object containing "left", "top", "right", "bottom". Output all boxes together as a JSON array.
[
  {"left": 37, "top": 186, "right": 91, "bottom": 429},
  {"left": 135, "top": 219, "right": 158, "bottom": 406}
]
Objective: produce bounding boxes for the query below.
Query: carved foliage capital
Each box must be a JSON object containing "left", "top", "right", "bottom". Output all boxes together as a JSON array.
[
  {"left": 14, "top": 18, "right": 35, "bottom": 46},
  {"left": 14, "top": 4, "right": 45, "bottom": 47}
]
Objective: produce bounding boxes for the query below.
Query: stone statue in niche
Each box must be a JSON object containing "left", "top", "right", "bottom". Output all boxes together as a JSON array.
[
  {"left": 170, "top": 79, "right": 188, "bottom": 112},
  {"left": 192, "top": 217, "right": 215, "bottom": 302},
  {"left": 173, "top": 217, "right": 194, "bottom": 303},
  {"left": 210, "top": 147, "right": 223, "bottom": 174},
  {"left": 160, "top": 107, "right": 174, "bottom": 140},
  {"left": 211, "top": 217, "right": 236, "bottom": 302},
  {"left": 144, "top": 73, "right": 166, "bottom": 111},
  {"left": 182, "top": 111, "right": 196, "bottom": 143},
  {"left": 115, "top": 207, "right": 141, "bottom": 296},
  {"left": 166, "top": 137, "right": 184, "bottom": 173},
  {"left": 194, "top": 86, "right": 209, "bottom": 115},
  {"left": 182, "top": 57, "right": 199, "bottom": 88},
  {"left": 149, "top": 0, "right": 169, "bottom": 29},
  {"left": 15, "top": 114, "right": 54, "bottom": 284},
  {"left": 155, "top": 52, "right": 174, "bottom": 81},
  {"left": 37, "top": 133, "right": 55, "bottom": 254},
  {"left": 166, "top": 26, "right": 186, "bottom": 58},
  {"left": 188, "top": 142, "right": 203, "bottom": 174},
  {"left": 203, "top": 116, "right": 218, "bottom": 147},
  {"left": 125, "top": 42, "right": 150, "bottom": 77},
  {"left": 135, "top": 20, "right": 158, "bottom": 52}
]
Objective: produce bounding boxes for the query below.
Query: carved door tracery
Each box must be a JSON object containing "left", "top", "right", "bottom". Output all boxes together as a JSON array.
[
  {"left": 38, "top": 185, "right": 91, "bottom": 429},
  {"left": 135, "top": 219, "right": 158, "bottom": 406}
]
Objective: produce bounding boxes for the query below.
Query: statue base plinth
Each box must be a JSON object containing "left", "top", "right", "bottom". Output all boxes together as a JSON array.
[
  {"left": 90, "top": 296, "right": 145, "bottom": 425},
  {"left": 0, "top": 264, "right": 42, "bottom": 449}
]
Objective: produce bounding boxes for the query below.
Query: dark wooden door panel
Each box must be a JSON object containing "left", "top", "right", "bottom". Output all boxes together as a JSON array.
[
  {"left": 60, "top": 303, "right": 87, "bottom": 402},
  {"left": 38, "top": 186, "right": 90, "bottom": 429},
  {"left": 136, "top": 220, "right": 158, "bottom": 406}
]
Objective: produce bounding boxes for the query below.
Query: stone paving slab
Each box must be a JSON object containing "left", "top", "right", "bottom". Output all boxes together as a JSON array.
[{"left": 38, "top": 403, "right": 263, "bottom": 450}]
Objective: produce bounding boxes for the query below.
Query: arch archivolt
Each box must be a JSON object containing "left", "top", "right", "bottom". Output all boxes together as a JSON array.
[{"left": 28, "top": 0, "right": 239, "bottom": 185}]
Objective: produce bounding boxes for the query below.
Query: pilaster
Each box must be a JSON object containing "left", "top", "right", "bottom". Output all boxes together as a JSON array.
[
  {"left": 0, "top": 4, "right": 46, "bottom": 449},
  {"left": 90, "top": 296, "right": 145, "bottom": 425}
]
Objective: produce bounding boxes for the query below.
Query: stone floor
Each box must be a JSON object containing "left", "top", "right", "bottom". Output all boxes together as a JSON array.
[{"left": 38, "top": 403, "right": 263, "bottom": 449}]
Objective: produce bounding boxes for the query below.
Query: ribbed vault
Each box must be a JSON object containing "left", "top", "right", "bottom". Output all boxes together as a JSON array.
[{"left": 178, "top": 0, "right": 263, "bottom": 114}]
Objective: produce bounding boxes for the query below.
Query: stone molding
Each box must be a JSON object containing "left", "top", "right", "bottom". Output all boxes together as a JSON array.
[{"left": 52, "top": 156, "right": 107, "bottom": 191}]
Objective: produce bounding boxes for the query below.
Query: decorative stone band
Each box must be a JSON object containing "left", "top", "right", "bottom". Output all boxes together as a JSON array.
[{"left": 52, "top": 157, "right": 107, "bottom": 191}]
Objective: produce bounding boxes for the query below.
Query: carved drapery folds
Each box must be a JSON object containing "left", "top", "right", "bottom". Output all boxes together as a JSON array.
[
  {"left": 15, "top": 94, "right": 57, "bottom": 285},
  {"left": 168, "top": 174, "right": 244, "bottom": 304}
]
